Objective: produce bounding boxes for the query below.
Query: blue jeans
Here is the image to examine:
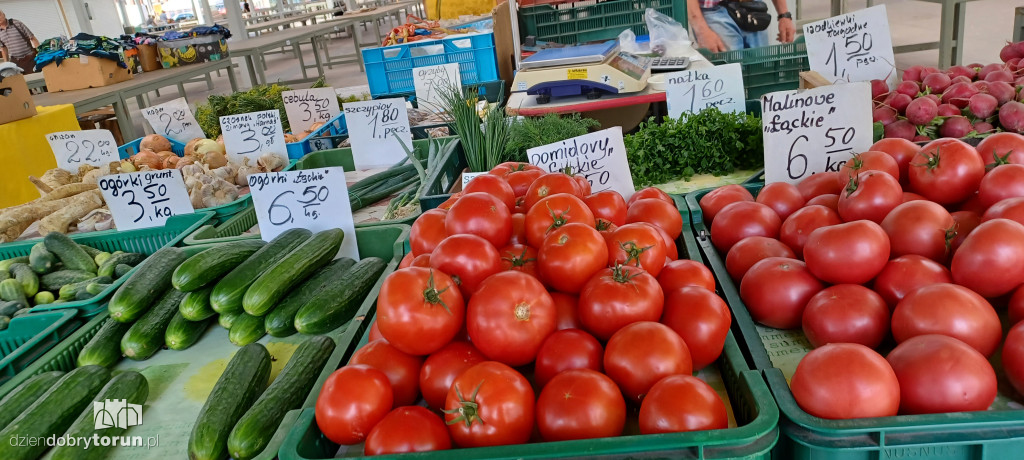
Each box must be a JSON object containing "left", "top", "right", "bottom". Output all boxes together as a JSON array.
[{"left": 701, "top": 5, "right": 768, "bottom": 51}]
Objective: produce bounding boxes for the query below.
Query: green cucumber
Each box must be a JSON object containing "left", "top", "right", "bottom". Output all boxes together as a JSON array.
[
  {"left": 295, "top": 257, "right": 386, "bottom": 335},
  {"left": 49, "top": 371, "right": 149, "bottom": 460},
  {"left": 44, "top": 233, "right": 97, "bottom": 273},
  {"left": 77, "top": 317, "right": 133, "bottom": 368},
  {"left": 0, "top": 365, "right": 110, "bottom": 460},
  {"left": 8, "top": 264, "right": 38, "bottom": 297},
  {"left": 0, "top": 271, "right": 7, "bottom": 282},
  {"left": 0, "top": 301, "right": 20, "bottom": 316},
  {"left": 120, "top": 289, "right": 187, "bottom": 360},
  {"left": 12, "top": 308, "right": 30, "bottom": 318},
  {"left": 188, "top": 343, "right": 271, "bottom": 460},
  {"left": 166, "top": 312, "right": 210, "bottom": 350},
  {"left": 94, "top": 252, "right": 112, "bottom": 266},
  {"left": 58, "top": 276, "right": 112, "bottom": 300},
  {"left": 97, "top": 252, "right": 146, "bottom": 278},
  {"left": 0, "top": 316, "right": 8, "bottom": 330},
  {"left": 0, "top": 256, "right": 29, "bottom": 272},
  {"left": 243, "top": 229, "right": 344, "bottom": 316},
  {"left": 33, "top": 291, "right": 55, "bottom": 305},
  {"left": 40, "top": 270, "right": 95, "bottom": 291},
  {"left": 180, "top": 287, "right": 216, "bottom": 321},
  {"left": 210, "top": 229, "right": 311, "bottom": 315},
  {"left": 218, "top": 311, "right": 241, "bottom": 329},
  {"left": 0, "top": 279, "right": 27, "bottom": 307},
  {"left": 0, "top": 371, "right": 64, "bottom": 431},
  {"left": 228, "top": 313, "right": 266, "bottom": 346},
  {"left": 172, "top": 240, "right": 266, "bottom": 292},
  {"left": 29, "top": 243, "right": 57, "bottom": 274},
  {"left": 114, "top": 264, "right": 134, "bottom": 279},
  {"left": 227, "top": 336, "right": 336, "bottom": 459},
  {"left": 109, "top": 247, "right": 186, "bottom": 323},
  {"left": 78, "top": 244, "right": 102, "bottom": 258},
  {"left": 86, "top": 282, "right": 110, "bottom": 295},
  {"left": 265, "top": 257, "right": 356, "bottom": 337}
]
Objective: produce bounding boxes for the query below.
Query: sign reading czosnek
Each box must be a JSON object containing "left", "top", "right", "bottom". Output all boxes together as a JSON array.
[
  {"left": 97, "top": 169, "right": 194, "bottom": 231},
  {"left": 219, "top": 110, "right": 288, "bottom": 162},
  {"left": 527, "top": 127, "right": 635, "bottom": 200}
]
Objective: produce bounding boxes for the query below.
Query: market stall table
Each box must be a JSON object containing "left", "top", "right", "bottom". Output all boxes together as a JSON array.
[
  {"left": 230, "top": 25, "right": 333, "bottom": 86},
  {"left": 315, "top": 1, "right": 425, "bottom": 72},
  {"left": 0, "top": 105, "right": 81, "bottom": 208}
]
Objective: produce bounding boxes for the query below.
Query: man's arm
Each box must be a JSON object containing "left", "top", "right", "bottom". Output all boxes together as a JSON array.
[
  {"left": 686, "top": 0, "right": 728, "bottom": 53},
  {"left": 771, "top": 0, "right": 795, "bottom": 43},
  {"left": 1, "top": 46, "right": 8, "bottom": 61}
]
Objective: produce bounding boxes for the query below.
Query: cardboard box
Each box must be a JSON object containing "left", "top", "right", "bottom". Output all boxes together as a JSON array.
[
  {"left": 41, "top": 56, "right": 132, "bottom": 92},
  {"left": 138, "top": 44, "right": 162, "bottom": 72},
  {"left": 158, "top": 37, "right": 229, "bottom": 68},
  {"left": 0, "top": 74, "right": 36, "bottom": 124}
]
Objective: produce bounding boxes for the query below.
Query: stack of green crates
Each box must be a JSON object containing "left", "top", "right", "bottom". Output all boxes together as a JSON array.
[
  {"left": 699, "top": 37, "right": 809, "bottom": 115},
  {"left": 519, "top": 0, "right": 687, "bottom": 45}
]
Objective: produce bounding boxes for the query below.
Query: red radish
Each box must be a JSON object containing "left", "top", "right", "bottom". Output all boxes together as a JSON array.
[
  {"left": 896, "top": 81, "right": 919, "bottom": 98},
  {"left": 937, "top": 104, "right": 961, "bottom": 117},
  {"left": 943, "top": 83, "right": 980, "bottom": 108},
  {"left": 978, "top": 63, "right": 1005, "bottom": 80},
  {"left": 923, "top": 73, "right": 952, "bottom": 93},
  {"left": 1001, "top": 42, "right": 1023, "bottom": 62},
  {"left": 968, "top": 62, "right": 984, "bottom": 69},
  {"left": 913, "top": 135, "right": 932, "bottom": 142},
  {"left": 947, "top": 65, "right": 977, "bottom": 80},
  {"left": 939, "top": 116, "right": 973, "bottom": 138},
  {"left": 871, "top": 79, "right": 890, "bottom": 100},
  {"left": 906, "top": 97, "right": 938, "bottom": 126},
  {"left": 903, "top": 66, "right": 925, "bottom": 82},
  {"left": 974, "top": 121, "right": 995, "bottom": 133},
  {"left": 1000, "top": 101, "right": 1024, "bottom": 133},
  {"left": 969, "top": 93, "right": 999, "bottom": 118},
  {"left": 874, "top": 106, "right": 898, "bottom": 125},
  {"left": 951, "top": 76, "right": 972, "bottom": 85},
  {"left": 1008, "top": 58, "right": 1023, "bottom": 72},
  {"left": 985, "top": 70, "right": 1015, "bottom": 83},
  {"left": 987, "top": 81, "right": 1017, "bottom": 104},
  {"left": 973, "top": 81, "right": 990, "bottom": 92},
  {"left": 885, "top": 120, "right": 916, "bottom": 140},
  {"left": 924, "top": 94, "right": 941, "bottom": 105},
  {"left": 1014, "top": 41, "right": 1024, "bottom": 59},
  {"left": 1017, "top": 77, "right": 1024, "bottom": 89},
  {"left": 921, "top": 66, "right": 941, "bottom": 77},
  {"left": 889, "top": 93, "right": 913, "bottom": 114}
]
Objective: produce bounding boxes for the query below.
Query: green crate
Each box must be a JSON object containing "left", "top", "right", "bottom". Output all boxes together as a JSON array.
[
  {"left": 0, "top": 310, "right": 81, "bottom": 389},
  {"left": 699, "top": 37, "right": 809, "bottom": 116},
  {"left": 0, "top": 212, "right": 213, "bottom": 317},
  {"left": 519, "top": 0, "right": 687, "bottom": 45},
  {"left": 684, "top": 183, "right": 1024, "bottom": 460},
  {"left": 181, "top": 205, "right": 259, "bottom": 246},
  {"left": 200, "top": 159, "right": 298, "bottom": 224}
]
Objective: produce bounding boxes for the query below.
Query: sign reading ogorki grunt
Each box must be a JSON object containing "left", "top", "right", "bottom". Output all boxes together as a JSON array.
[{"left": 527, "top": 127, "right": 635, "bottom": 200}]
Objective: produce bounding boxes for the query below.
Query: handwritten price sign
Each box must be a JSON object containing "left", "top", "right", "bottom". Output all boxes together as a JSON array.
[
  {"left": 282, "top": 88, "right": 341, "bottom": 134},
  {"left": 344, "top": 98, "right": 413, "bottom": 169},
  {"left": 761, "top": 82, "right": 874, "bottom": 185},
  {"left": 804, "top": 5, "right": 896, "bottom": 86},
  {"left": 527, "top": 127, "right": 635, "bottom": 200},
  {"left": 98, "top": 169, "right": 194, "bottom": 231},
  {"left": 140, "top": 98, "right": 206, "bottom": 143},
  {"left": 666, "top": 63, "right": 746, "bottom": 117},
  {"left": 413, "top": 63, "right": 462, "bottom": 112},
  {"left": 248, "top": 167, "right": 359, "bottom": 259},
  {"left": 219, "top": 110, "right": 288, "bottom": 162},
  {"left": 47, "top": 130, "right": 120, "bottom": 172}
]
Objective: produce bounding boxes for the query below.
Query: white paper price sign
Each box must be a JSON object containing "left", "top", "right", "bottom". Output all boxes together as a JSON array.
[
  {"left": 761, "top": 82, "right": 874, "bottom": 185},
  {"left": 462, "top": 172, "right": 486, "bottom": 188},
  {"left": 140, "top": 98, "right": 205, "bottom": 143},
  {"left": 413, "top": 63, "right": 462, "bottom": 112},
  {"left": 97, "top": 169, "right": 194, "bottom": 231},
  {"left": 248, "top": 167, "right": 358, "bottom": 260},
  {"left": 282, "top": 88, "right": 341, "bottom": 134},
  {"left": 527, "top": 127, "right": 635, "bottom": 200},
  {"left": 219, "top": 110, "right": 287, "bottom": 162},
  {"left": 46, "top": 130, "right": 120, "bottom": 173},
  {"left": 804, "top": 5, "right": 897, "bottom": 86},
  {"left": 666, "top": 63, "right": 746, "bottom": 118},
  {"left": 344, "top": 98, "right": 413, "bottom": 170}
]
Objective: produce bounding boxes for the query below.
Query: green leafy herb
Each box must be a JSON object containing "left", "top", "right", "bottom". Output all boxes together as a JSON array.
[
  {"left": 195, "top": 83, "right": 293, "bottom": 138},
  {"left": 504, "top": 114, "right": 601, "bottom": 163}
]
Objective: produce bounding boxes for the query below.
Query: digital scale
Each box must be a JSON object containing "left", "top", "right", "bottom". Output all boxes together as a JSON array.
[{"left": 512, "top": 41, "right": 655, "bottom": 103}]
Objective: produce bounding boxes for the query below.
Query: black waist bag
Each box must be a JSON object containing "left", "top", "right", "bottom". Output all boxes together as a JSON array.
[{"left": 721, "top": 1, "right": 772, "bottom": 32}]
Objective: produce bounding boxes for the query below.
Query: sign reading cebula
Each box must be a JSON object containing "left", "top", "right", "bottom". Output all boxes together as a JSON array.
[{"left": 94, "top": 399, "right": 143, "bottom": 430}]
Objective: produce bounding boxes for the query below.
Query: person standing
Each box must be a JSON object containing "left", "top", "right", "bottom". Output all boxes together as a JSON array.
[
  {"left": 0, "top": 10, "right": 39, "bottom": 74},
  {"left": 687, "top": 0, "right": 795, "bottom": 52}
]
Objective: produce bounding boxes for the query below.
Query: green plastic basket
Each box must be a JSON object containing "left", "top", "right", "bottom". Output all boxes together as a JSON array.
[
  {"left": 519, "top": 0, "right": 687, "bottom": 45},
  {"left": 0, "top": 310, "right": 81, "bottom": 389},
  {"left": 199, "top": 159, "right": 298, "bottom": 224},
  {"left": 698, "top": 37, "right": 809, "bottom": 115},
  {"left": 181, "top": 205, "right": 259, "bottom": 246},
  {"left": 0, "top": 212, "right": 213, "bottom": 317},
  {"left": 684, "top": 183, "right": 1024, "bottom": 460}
]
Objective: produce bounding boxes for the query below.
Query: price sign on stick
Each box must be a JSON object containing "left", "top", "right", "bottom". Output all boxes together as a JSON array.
[
  {"left": 282, "top": 88, "right": 341, "bottom": 134},
  {"left": 804, "top": 5, "right": 897, "bottom": 86},
  {"left": 665, "top": 63, "right": 746, "bottom": 117},
  {"left": 219, "top": 110, "right": 288, "bottom": 162},
  {"left": 344, "top": 98, "right": 413, "bottom": 170},
  {"left": 248, "top": 167, "right": 359, "bottom": 260},
  {"left": 413, "top": 63, "right": 462, "bottom": 112},
  {"left": 98, "top": 169, "right": 194, "bottom": 231},
  {"left": 761, "top": 82, "right": 874, "bottom": 185},
  {"left": 527, "top": 127, "right": 635, "bottom": 200},
  {"left": 140, "top": 98, "right": 205, "bottom": 143},
  {"left": 47, "top": 130, "right": 120, "bottom": 173}
]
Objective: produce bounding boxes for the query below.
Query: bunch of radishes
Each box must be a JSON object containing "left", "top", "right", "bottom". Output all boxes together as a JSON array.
[{"left": 872, "top": 41, "right": 1024, "bottom": 141}]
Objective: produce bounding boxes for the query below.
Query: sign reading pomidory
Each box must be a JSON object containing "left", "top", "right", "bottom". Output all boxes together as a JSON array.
[{"left": 527, "top": 127, "right": 635, "bottom": 199}]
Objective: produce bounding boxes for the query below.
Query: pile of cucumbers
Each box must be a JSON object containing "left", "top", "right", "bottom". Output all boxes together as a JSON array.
[{"left": 0, "top": 232, "right": 147, "bottom": 330}]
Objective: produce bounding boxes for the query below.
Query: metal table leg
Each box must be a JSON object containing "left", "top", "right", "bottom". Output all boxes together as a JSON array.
[
  {"left": 297, "top": 41, "right": 309, "bottom": 79},
  {"left": 115, "top": 94, "right": 136, "bottom": 141},
  {"left": 352, "top": 24, "right": 365, "bottom": 72},
  {"left": 256, "top": 54, "right": 268, "bottom": 84},
  {"left": 245, "top": 54, "right": 259, "bottom": 85},
  {"left": 938, "top": 0, "right": 955, "bottom": 67},
  {"left": 311, "top": 36, "right": 326, "bottom": 79},
  {"left": 226, "top": 61, "right": 239, "bottom": 92},
  {"left": 205, "top": 73, "right": 214, "bottom": 90},
  {"left": 950, "top": 0, "right": 967, "bottom": 66}
]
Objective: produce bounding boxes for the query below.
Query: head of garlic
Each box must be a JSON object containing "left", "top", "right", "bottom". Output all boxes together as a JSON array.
[
  {"left": 257, "top": 153, "right": 288, "bottom": 172},
  {"left": 235, "top": 157, "right": 261, "bottom": 187},
  {"left": 201, "top": 178, "right": 239, "bottom": 208},
  {"left": 189, "top": 182, "right": 205, "bottom": 209}
]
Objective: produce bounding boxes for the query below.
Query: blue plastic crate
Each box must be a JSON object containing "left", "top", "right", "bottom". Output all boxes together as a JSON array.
[
  {"left": 362, "top": 33, "right": 499, "bottom": 98},
  {"left": 285, "top": 111, "right": 350, "bottom": 158},
  {"left": 117, "top": 137, "right": 187, "bottom": 158}
]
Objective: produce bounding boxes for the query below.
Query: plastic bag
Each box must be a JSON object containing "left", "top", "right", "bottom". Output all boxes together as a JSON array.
[
  {"left": 618, "top": 29, "right": 648, "bottom": 54},
  {"left": 646, "top": 8, "right": 690, "bottom": 57}
]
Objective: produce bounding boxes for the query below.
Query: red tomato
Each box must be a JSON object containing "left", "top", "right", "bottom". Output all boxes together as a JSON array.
[
  {"left": 654, "top": 226, "right": 679, "bottom": 261},
  {"left": 660, "top": 286, "right": 731, "bottom": 370},
  {"left": 525, "top": 193, "right": 596, "bottom": 248},
  {"left": 804, "top": 220, "right": 890, "bottom": 285},
  {"left": 467, "top": 271, "right": 556, "bottom": 366},
  {"left": 629, "top": 187, "right": 674, "bottom": 206},
  {"left": 949, "top": 210, "right": 981, "bottom": 252},
  {"left": 805, "top": 193, "right": 839, "bottom": 211},
  {"left": 887, "top": 334, "right": 997, "bottom": 414},
  {"left": 1011, "top": 286, "right": 1024, "bottom": 326},
  {"left": 740, "top": 257, "right": 824, "bottom": 329},
  {"left": 573, "top": 174, "right": 592, "bottom": 196},
  {"left": 790, "top": 343, "right": 900, "bottom": 419},
  {"left": 585, "top": 191, "right": 627, "bottom": 226},
  {"left": 756, "top": 182, "right": 806, "bottom": 220},
  {"left": 351, "top": 339, "right": 425, "bottom": 407},
  {"left": 797, "top": 172, "right": 843, "bottom": 200},
  {"left": 639, "top": 375, "right": 728, "bottom": 434},
  {"left": 538, "top": 223, "right": 609, "bottom": 294},
  {"left": 364, "top": 406, "right": 452, "bottom": 455},
  {"left": 892, "top": 283, "right": 1002, "bottom": 357},
  {"left": 534, "top": 329, "right": 604, "bottom": 388},
  {"left": 976, "top": 132, "right": 1024, "bottom": 167},
  {"left": 445, "top": 361, "right": 535, "bottom": 447},
  {"left": 506, "top": 169, "right": 545, "bottom": 197},
  {"left": 536, "top": 369, "right": 626, "bottom": 441},
  {"left": 398, "top": 252, "right": 414, "bottom": 269},
  {"left": 958, "top": 192, "right": 988, "bottom": 215},
  {"left": 604, "top": 322, "right": 692, "bottom": 404},
  {"left": 315, "top": 365, "right": 393, "bottom": 444},
  {"left": 430, "top": 234, "right": 503, "bottom": 297},
  {"left": 438, "top": 193, "right": 461, "bottom": 210},
  {"left": 378, "top": 267, "right": 465, "bottom": 356},
  {"left": 951, "top": 218, "right": 1024, "bottom": 298},
  {"left": 872, "top": 255, "right": 953, "bottom": 310},
  {"left": 607, "top": 223, "right": 668, "bottom": 277},
  {"left": 802, "top": 284, "right": 890, "bottom": 349},
  {"left": 596, "top": 218, "right": 618, "bottom": 245},
  {"left": 978, "top": 164, "right": 1024, "bottom": 208},
  {"left": 779, "top": 205, "right": 842, "bottom": 259},
  {"left": 445, "top": 192, "right": 512, "bottom": 248},
  {"left": 725, "top": 236, "right": 795, "bottom": 281},
  {"left": 837, "top": 171, "right": 903, "bottom": 223},
  {"left": 419, "top": 341, "right": 487, "bottom": 410},
  {"left": 410, "top": 254, "right": 431, "bottom": 268},
  {"left": 880, "top": 200, "right": 955, "bottom": 263},
  {"left": 698, "top": 184, "right": 753, "bottom": 222},
  {"left": 982, "top": 196, "right": 1024, "bottom": 226},
  {"left": 551, "top": 292, "right": 582, "bottom": 330},
  {"left": 1002, "top": 321, "right": 1024, "bottom": 395},
  {"left": 626, "top": 198, "right": 683, "bottom": 240},
  {"left": 410, "top": 208, "right": 447, "bottom": 256},
  {"left": 902, "top": 192, "right": 926, "bottom": 202},
  {"left": 524, "top": 173, "right": 581, "bottom": 209},
  {"left": 836, "top": 150, "right": 901, "bottom": 187},
  {"left": 709, "top": 201, "right": 782, "bottom": 252},
  {"left": 907, "top": 138, "right": 985, "bottom": 204},
  {"left": 657, "top": 259, "right": 716, "bottom": 292},
  {"left": 578, "top": 265, "right": 665, "bottom": 341},
  {"left": 368, "top": 321, "right": 384, "bottom": 342},
  {"left": 498, "top": 244, "right": 537, "bottom": 278},
  {"left": 871, "top": 137, "right": 920, "bottom": 185},
  {"left": 489, "top": 161, "right": 541, "bottom": 177},
  {"left": 464, "top": 173, "right": 516, "bottom": 211},
  {"left": 509, "top": 213, "right": 526, "bottom": 245}
]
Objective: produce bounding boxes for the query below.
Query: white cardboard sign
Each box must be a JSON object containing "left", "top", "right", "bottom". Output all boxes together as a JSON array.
[
  {"left": 527, "top": 127, "right": 635, "bottom": 200},
  {"left": 462, "top": 172, "right": 486, "bottom": 188},
  {"left": 248, "top": 167, "right": 359, "bottom": 260},
  {"left": 666, "top": 63, "right": 746, "bottom": 117},
  {"left": 97, "top": 169, "right": 194, "bottom": 231},
  {"left": 282, "top": 88, "right": 342, "bottom": 134},
  {"left": 804, "top": 5, "right": 897, "bottom": 87},
  {"left": 219, "top": 110, "right": 288, "bottom": 162},
  {"left": 47, "top": 130, "right": 120, "bottom": 173},
  {"left": 343, "top": 98, "right": 413, "bottom": 170},
  {"left": 761, "top": 82, "right": 874, "bottom": 185},
  {"left": 140, "top": 98, "right": 206, "bottom": 143},
  {"left": 413, "top": 63, "right": 462, "bottom": 112}
]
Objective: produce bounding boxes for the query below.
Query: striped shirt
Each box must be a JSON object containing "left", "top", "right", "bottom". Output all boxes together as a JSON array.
[{"left": 0, "top": 19, "right": 35, "bottom": 58}]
